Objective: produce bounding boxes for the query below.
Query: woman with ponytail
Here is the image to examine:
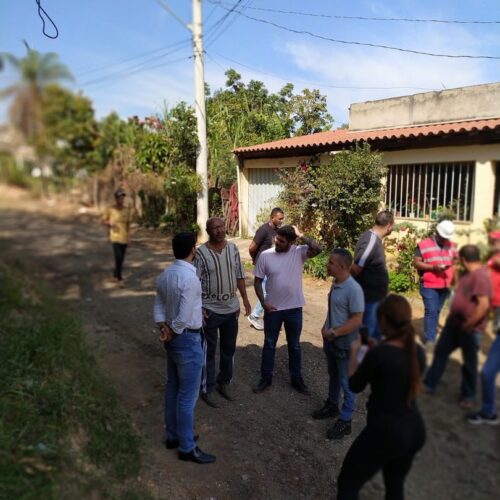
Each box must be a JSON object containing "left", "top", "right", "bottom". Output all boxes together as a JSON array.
[{"left": 337, "top": 294, "right": 426, "bottom": 500}]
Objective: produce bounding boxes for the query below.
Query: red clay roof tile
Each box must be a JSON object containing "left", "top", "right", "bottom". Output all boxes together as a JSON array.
[{"left": 233, "top": 117, "right": 500, "bottom": 155}]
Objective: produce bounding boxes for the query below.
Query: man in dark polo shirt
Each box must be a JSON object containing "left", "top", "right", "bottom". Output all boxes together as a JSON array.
[
  {"left": 247, "top": 207, "right": 285, "bottom": 330},
  {"left": 351, "top": 210, "right": 394, "bottom": 341}
]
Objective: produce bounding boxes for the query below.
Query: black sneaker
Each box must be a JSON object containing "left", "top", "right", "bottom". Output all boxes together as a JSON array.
[
  {"left": 327, "top": 419, "right": 352, "bottom": 440},
  {"left": 253, "top": 378, "right": 272, "bottom": 394},
  {"left": 200, "top": 392, "right": 220, "bottom": 408},
  {"left": 466, "top": 411, "right": 499, "bottom": 426},
  {"left": 291, "top": 378, "right": 311, "bottom": 395},
  {"left": 216, "top": 383, "right": 234, "bottom": 401},
  {"left": 312, "top": 400, "right": 339, "bottom": 420}
]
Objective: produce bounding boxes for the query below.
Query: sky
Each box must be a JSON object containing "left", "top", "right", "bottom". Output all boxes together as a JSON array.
[{"left": 1, "top": 0, "right": 499, "bottom": 128}]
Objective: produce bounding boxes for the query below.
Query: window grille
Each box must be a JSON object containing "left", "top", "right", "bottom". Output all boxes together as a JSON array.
[{"left": 385, "top": 162, "right": 475, "bottom": 222}]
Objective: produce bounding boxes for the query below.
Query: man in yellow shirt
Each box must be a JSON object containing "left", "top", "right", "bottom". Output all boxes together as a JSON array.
[{"left": 102, "top": 188, "right": 132, "bottom": 287}]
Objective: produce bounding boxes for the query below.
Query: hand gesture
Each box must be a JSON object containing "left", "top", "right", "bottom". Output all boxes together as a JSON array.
[{"left": 292, "top": 225, "right": 303, "bottom": 239}]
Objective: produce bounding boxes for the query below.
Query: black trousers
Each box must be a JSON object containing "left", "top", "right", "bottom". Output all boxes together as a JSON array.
[
  {"left": 337, "top": 413, "right": 425, "bottom": 500},
  {"left": 201, "top": 309, "right": 239, "bottom": 394},
  {"left": 112, "top": 242, "right": 127, "bottom": 280}
]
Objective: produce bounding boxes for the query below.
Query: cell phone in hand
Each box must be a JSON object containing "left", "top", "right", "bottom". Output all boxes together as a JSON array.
[{"left": 360, "top": 326, "right": 369, "bottom": 345}]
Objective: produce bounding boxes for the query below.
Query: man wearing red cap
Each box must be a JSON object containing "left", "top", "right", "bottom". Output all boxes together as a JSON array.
[{"left": 414, "top": 220, "right": 457, "bottom": 345}]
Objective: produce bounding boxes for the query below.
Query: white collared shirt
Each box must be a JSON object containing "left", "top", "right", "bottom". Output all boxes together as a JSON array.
[{"left": 153, "top": 259, "right": 203, "bottom": 334}]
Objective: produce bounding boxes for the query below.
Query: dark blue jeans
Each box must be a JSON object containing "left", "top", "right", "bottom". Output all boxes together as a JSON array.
[
  {"left": 481, "top": 333, "right": 500, "bottom": 416},
  {"left": 261, "top": 307, "right": 303, "bottom": 382},
  {"left": 324, "top": 341, "right": 356, "bottom": 421},
  {"left": 363, "top": 300, "right": 381, "bottom": 341},
  {"left": 424, "top": 318, "right": 480, "bottom": 401},
  {"left": 420, "top": 285, "right": 449, "bottom": 343},
  {"left": 164, "top": 331, "right": 204, "bottom": 453},
  {"left": 201, "top": 309, "right": 239, "bottom": 394}
]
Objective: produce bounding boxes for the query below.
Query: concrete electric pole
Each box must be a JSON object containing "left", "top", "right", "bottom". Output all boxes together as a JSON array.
[
  {"left": 192, "top": 0, "right": 209, "bottom": 241},
  {"left": 155, "top": 0, "right": 209, "bottom": 240}
]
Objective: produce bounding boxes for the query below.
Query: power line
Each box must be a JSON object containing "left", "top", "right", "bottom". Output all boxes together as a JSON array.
[
  {"left": 204, "top": 0, "right": 246, "bottom": 47},
  {"left": 81, "top": 53, "right": 192, "bottom": 88},
  {"left": 218, "top": 6, "right": 500, "bottom": 60},
  {"left": 208, "top": 1, "right": 500, "bottom": 25},
  {"left": 206, "top": 51, "right": 437, "bottom": 92},
  {"left": 75, "top": 39, "right": 191, "bottom": 77}
]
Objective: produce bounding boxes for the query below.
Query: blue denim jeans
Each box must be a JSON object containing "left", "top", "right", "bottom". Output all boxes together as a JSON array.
[
  {"left": 363, "top": 300, "right": 381, "bottom": 341},
  {"left": 424, "top": 318, "right": 480, "bottom": 401},
  {"left": 251, "top": 276, "right": 267, "bottom": 319},
  {"left": 164, "top": 331, "right": 204, "bottom": 453},
  {"left": 481, "top": 333, "right": 500, "bottom": 416},
  {"left": 261, "top": 307, "right": 303, "bottom": 381},
  {"left": 201, "top": 309, "right": 239, "bottom": 394},
  {"left": 324, "top": 340, "right": 356, "bottom": 421},
  {"left": 420, "top": 285, "right": 449, "bottom": 343}
]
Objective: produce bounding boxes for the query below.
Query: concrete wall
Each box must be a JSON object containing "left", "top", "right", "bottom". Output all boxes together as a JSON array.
[{"left": 349, "top": 83, "right": 500, "bottom": 131}]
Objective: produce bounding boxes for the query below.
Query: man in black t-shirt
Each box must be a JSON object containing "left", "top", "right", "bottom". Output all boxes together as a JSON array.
[
  {"left": 247, "top": 207, "right": 285, "bottom": 330},
  {"left": 351, "top": 210, "right": 394, "bottom": 341}
]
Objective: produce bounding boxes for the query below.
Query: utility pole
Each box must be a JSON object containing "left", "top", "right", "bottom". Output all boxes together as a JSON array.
[{"left": 192, "top": 0, "right": 209, "bottom": 241}]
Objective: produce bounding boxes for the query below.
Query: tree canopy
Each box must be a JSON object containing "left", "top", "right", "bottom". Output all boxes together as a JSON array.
[{"left": 1, "top": 42, "right": 73, "bottom": 141}]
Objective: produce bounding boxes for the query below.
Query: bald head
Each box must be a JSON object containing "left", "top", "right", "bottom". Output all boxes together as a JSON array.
[{"left": 206, "top": 217, "right": 226, "bottom": 243}]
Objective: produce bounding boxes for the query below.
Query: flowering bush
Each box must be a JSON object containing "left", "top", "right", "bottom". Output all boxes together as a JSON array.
[{"left": 386, "top": 222, "right": 426, "bottom": 292}]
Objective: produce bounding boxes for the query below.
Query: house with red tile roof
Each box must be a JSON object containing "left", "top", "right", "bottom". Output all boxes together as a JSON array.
[{"left": 233, "top": 83, "right": 500, "bottom": 240}]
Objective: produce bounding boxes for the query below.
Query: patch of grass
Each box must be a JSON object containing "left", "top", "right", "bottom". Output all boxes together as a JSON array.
[{"left": 0, "top": 261, "right": 148, "bottom": 499}]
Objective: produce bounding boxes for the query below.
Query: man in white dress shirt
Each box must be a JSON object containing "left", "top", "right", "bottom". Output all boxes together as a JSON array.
[{"left": 154, "top": 232, "right": 216, "bottom": 464}]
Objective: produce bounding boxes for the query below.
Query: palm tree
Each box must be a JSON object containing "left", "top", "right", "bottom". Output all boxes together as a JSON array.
[{"left": 1, "top": 41, "right": 73, "bottom": 141}]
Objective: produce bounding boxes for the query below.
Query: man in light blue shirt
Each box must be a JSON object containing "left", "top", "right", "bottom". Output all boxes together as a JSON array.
[{"left": 154, "top": 232, "right": 216, "bottom": 465}]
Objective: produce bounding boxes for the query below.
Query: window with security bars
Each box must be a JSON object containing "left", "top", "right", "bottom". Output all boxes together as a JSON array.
[{"left": 385, "top": 162, "right": 475, "bottom": 222}]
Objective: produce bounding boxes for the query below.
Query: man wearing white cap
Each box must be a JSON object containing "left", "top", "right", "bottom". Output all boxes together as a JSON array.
[{"left": 414, "top": 220, "right": 457, "bottom": 344}]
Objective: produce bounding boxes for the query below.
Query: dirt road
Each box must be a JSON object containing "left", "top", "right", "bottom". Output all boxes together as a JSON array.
[{"left": 0, "top": 186, "right": 498, "bottom": 500}]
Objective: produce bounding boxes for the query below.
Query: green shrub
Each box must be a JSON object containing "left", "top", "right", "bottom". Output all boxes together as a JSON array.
[
  {"left": 388, "top": 271, "right": 413, "bottom": 293},
  {"left": 303, "top": 250, "right": 330, "bottom": 280},
  {"left": 0, "top": 153, "right": 31, "bottom": 187}
]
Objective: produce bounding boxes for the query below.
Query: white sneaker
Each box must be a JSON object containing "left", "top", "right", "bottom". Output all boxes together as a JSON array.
[{"left": 247, "top": 315, "right": 264, "bottom": 330}]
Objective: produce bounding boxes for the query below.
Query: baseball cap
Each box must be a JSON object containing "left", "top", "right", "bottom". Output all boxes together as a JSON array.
[
  {"left": 114, "top": 188, "right": 126, "bottom": 197},
  {"left": 436, "top": 220, "right": 455, "bottom": 239}
]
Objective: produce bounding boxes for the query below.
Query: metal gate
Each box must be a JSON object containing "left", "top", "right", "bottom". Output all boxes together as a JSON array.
[{"left": 247, "top": 168, "right": 284, "bottom": 235}]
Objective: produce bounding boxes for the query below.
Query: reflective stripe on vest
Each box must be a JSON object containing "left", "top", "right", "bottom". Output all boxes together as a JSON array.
[{"left": 418, "top": 237, "right": 457, "bottom": 288}]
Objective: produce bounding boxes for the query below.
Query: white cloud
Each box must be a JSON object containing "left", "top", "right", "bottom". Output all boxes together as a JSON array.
[{"left": 279, "top": 24, "right": 492, "bottom": 124}]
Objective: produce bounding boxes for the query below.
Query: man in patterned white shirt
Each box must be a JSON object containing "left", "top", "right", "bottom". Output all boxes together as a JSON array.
[
  {"left": 154, "top": 232, "right": 216, "bottom": 464},
  {"left": 194, "top": 217, "right": 251, "bottom": 407}
]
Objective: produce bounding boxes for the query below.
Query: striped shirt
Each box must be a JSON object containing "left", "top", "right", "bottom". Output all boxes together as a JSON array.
[{"left": 194, "top": 241, "right": 245, "bottom": 314}]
